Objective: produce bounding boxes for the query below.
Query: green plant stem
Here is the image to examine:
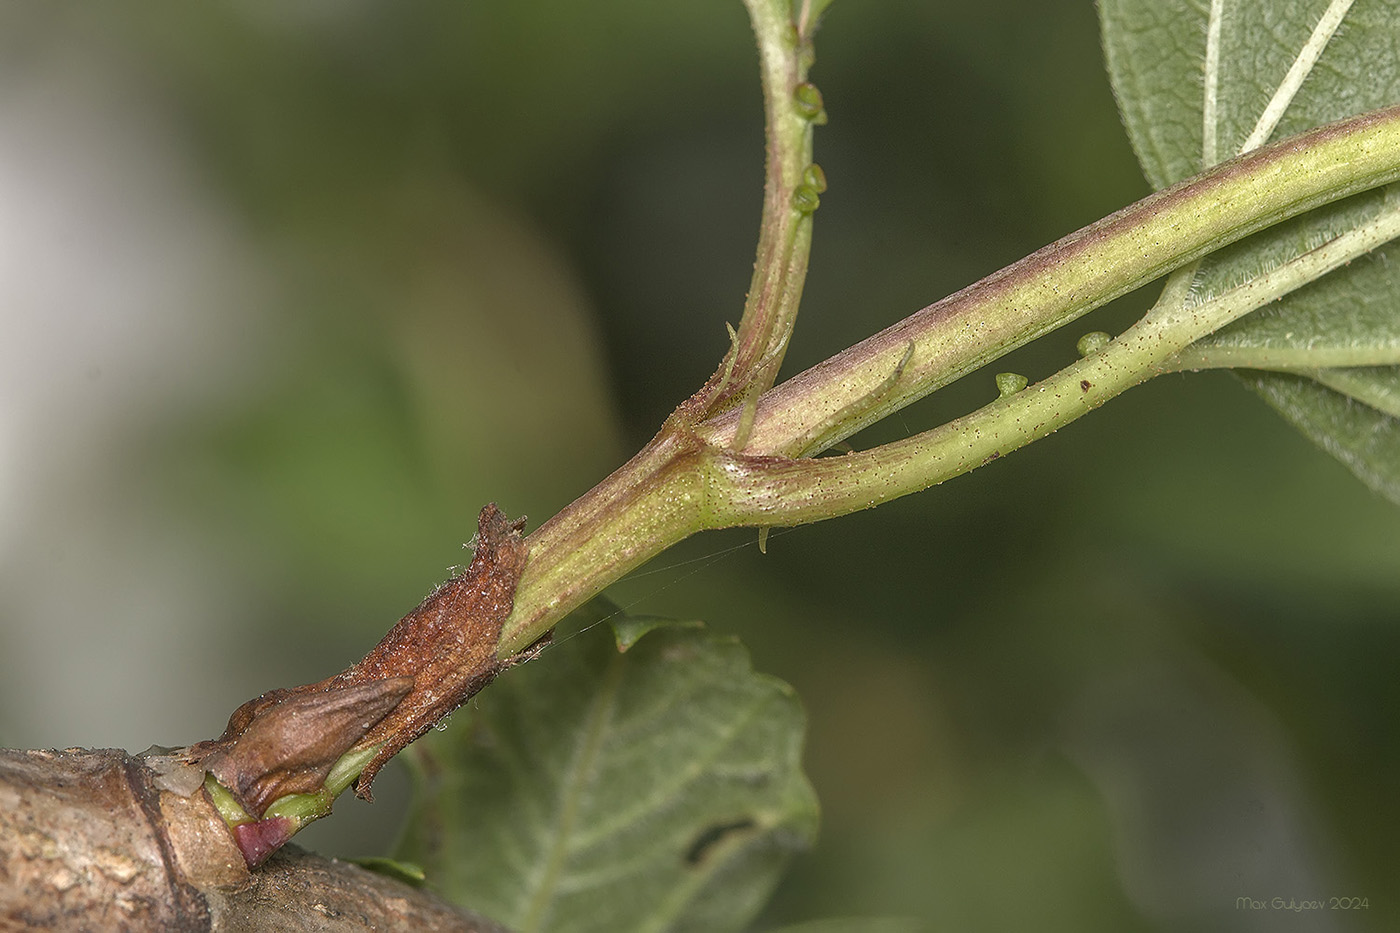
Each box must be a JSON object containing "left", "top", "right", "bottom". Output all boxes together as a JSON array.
[
  {"left": 204, "top": 744, "right": 385, "bottom": 838},
  {"left": 204, "top": 772, "right": 253, "bottom": 827},
  {"left": 261, "top": 744, "right": 382, "bottom": 829},
  {"left": 698, "top": 105, "right": 1400, "bottom": 458},
  {"left": 501, "top": 0, "right": 821, "bottom": 655},
  {"left": 496, "top": 104, "right": 1400, "bottom": 658},
  {"left": 688, "top": 0, "right": 822, "bottom": 419},
  {"left": 499, "top": 432, "right": 712, "bottom": 653},
  {"left": 1307, "top": 368, "right": 1400, "bottom": 416},
  {"left": 706, "top": 196, "right": 1400, "bottom": 526},
  {"left": 1163, "top": 195, "right": 1400, "bottom": 375}
]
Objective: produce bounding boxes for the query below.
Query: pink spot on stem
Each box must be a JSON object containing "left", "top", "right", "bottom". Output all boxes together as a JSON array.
[{"left": 233, "top": 816, "right": 295, "bottom": 867}]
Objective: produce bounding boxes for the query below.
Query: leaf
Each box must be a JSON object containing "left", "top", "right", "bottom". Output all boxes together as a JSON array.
[
  {"left": 1240, "top": 371, "right": 1400, "bottom": 503},
  {"left": 1101, "top": 0, "right": 1400, "bottom": 185},
  {"left": 1176, "top": 205, "right": 1400, "bottom": 371},
  {"left": 1167, "top": 186, "right": 1400, "bottom": 429},
  {"left": 609, "top": 613, "right": 704, "bottom": 652},
  {"left": 553, "top": 594, "right": 704, "bottom": 652},
  {"left": 1312, "top": 366, "right": 1400, "bottom": 417},
  {"left": 1100, "top": 0, "right": 1400, "bottom": 501},
  {"left": 396, "top": 617, "right": 819, "bottom": 933}
]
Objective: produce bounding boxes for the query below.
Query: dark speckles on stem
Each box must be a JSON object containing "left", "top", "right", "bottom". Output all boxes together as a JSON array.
[{"left": 1080, "top": 379, "right": 1092, "bottom": 392}]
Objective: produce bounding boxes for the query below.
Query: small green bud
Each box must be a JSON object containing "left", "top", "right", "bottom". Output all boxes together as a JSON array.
[
  {"left": 1076, "top": 331, "right": 1111, "bottom": 356},
  {"left": 802, "top": 163, "right": 828, "bottom": 193},
  {"left": 996, "top": 372, "right": 1029, "bottom": 398},
  {"left": 792, "top": 185, "right": 821, "bottom": 214},
  {"left": 793, "top": 82, "right": 826, "bottom": 121}
]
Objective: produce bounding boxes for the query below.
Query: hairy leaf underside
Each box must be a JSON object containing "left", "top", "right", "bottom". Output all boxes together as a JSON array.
[{"left": 1100, "top": 0, "right": 1400, "bottom": 501}]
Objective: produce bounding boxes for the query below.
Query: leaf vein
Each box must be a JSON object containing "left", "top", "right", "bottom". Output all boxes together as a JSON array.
[
  {"left": 515, "top": 651, "right": 626, "bottom": 932},
  {"left": 1202, "top": 0, "right": 1225, "bottom": 165},
  {"left": 1242, "top": 0, "right": 1357, "bottom": 153},
  {"left": 565, "top": 691, "right": 779, "bottom": 854}
]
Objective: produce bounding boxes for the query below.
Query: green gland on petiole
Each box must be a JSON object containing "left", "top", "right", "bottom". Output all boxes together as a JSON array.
[
  {"left": 996, "top": 372, "right": 1029, "bottom": 398},
  {"left": 1076, "top": 331, "right": 1112, "bottom": 356},
  {"left": 792, "top": 186, "right": 821, "bottom": 214},
  {"left": 793, "top": 82, "right": 828, "bottom": 124}
]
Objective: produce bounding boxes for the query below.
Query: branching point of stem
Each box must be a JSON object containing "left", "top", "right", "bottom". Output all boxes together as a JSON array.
[
  {"left": 496, "top": 104, "right": 1400, "bottom": 657},
  {"left": 700, "top": 104, "right": 1400, "bottom": 459}
]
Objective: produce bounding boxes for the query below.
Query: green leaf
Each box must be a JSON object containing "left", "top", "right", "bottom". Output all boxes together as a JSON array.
[
  {"left": 1100, "top": 0, "right": 1400, "bottom": 501},
  {"left": 554, "top": 594, "right": 704, "bottom": 652},
  {"left": 1240, "top": 371, "right": 1400, "bottom": 503},
  {"left": 1101, "top": 0, "right": 1400, "bottom": 185},
  {"left": 1312, "top": 366, "right": 1400, "bottom": 418},
  {"left": 609, "top": 613, "right": 704, "bottom": 652},
  {"left": 396, "top": 619, "right": 819, "bottom": 933}
]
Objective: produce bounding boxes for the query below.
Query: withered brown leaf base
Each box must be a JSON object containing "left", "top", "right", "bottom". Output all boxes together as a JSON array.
[
  {"left": 197, "top": 679, "right": 414, "bottom": 819},
  {"left": 190, "top": 504, "right": 536, "bottom": 818}
]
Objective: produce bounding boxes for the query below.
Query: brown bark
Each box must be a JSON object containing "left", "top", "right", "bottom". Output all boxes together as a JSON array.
[
  {"left": 199, "top": 678, "right": 415, "bottom": 821},
  {"left": 1, "top": 504, "right": 534, "bottom": 926},
  {"left": 187, "top": 503, "right": 536, "bottom": 819},
  {"left": 0, "top": 747, "right": 506, "bottom": 932}
]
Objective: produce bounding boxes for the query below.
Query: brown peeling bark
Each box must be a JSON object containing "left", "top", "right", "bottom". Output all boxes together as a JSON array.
[
  {"left": 0, "top": 748, "right": 507, "bottom": 932},
  {"left": 188, "top": 503, "right": 536, "bottom": 823},
  {"left": 199, "top": 678, "right": 415, "bottom": 818},
  {"left": 328, "top": 503, "right": 537, "bottom": 797},
  {"left": 1, "top": 503, "right": 538, "bottom": 925}
]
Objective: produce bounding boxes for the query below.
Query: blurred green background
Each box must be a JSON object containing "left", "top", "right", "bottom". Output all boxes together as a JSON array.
[{"left": 1, "top": 1, "right": 1397, "bottom": 930}]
